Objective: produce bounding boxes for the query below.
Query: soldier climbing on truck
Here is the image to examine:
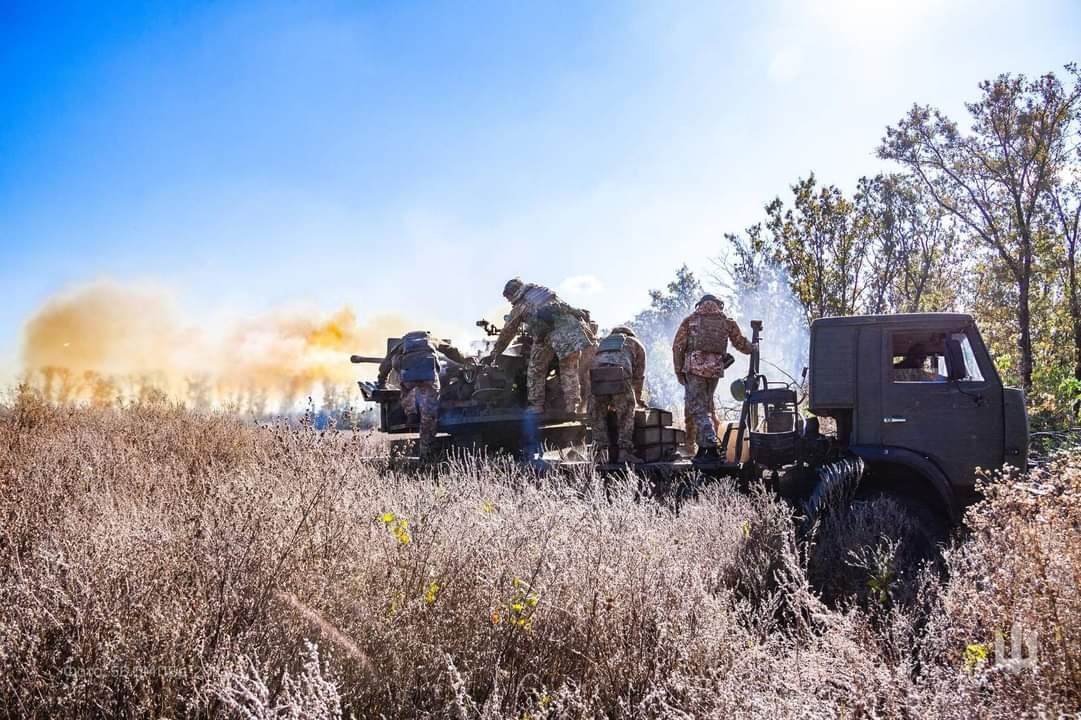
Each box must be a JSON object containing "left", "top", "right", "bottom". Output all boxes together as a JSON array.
[{"left": 486, "top": 278, "right": 594, "bottom": 415}]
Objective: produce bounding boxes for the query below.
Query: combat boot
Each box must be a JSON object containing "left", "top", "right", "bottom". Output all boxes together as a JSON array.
[{"left": 693, "top": 444, "right": 722, "bottom": 467}]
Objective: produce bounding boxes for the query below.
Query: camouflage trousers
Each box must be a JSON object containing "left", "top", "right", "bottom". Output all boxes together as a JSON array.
[
  {"left": 684, "top": 374, "right": 720, "bottom": 448},
  {"left": 401, "top": 380, "right": 439, "bottom": 454},
  {"left": 592, "top": 391, "right": 637, "bottom": 452},
  {"left": 578, "top": 343, "right": 597, "bottom": 414},
  {"left": 527, "top": 342, "right": 581, "bottom": 413}
]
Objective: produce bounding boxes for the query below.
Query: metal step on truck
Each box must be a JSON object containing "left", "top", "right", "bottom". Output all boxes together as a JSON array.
[{"left": 351, "top": 312, "right": 1028, "bottom": 530}]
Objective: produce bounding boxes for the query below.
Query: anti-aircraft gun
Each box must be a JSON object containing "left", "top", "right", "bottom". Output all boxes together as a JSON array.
[{"left": 351, "top": 323, "right": 589, "bottom": 457}]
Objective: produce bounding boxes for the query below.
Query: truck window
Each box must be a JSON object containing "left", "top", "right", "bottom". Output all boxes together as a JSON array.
[
  {"left": 950, "top": 332, "right": 985, "bottom": 382},
  {"left": 890, "top": 331, "right": 947, "bottom": 383},
  {"left": 890, "top": 330, "right": 985, "bottom": 383}
]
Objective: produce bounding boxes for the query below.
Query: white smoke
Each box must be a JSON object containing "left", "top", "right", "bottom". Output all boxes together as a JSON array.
[
  {"left": 718, "top": 264, "right": 810, "bottom": 412},
  {"left": 633, "top": 264, "right": 810, "bottom": 424}
]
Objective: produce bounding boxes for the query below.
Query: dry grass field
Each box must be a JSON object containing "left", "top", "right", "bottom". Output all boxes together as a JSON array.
[{"left": 1, "top": 390, "right": 1079, "bottom": 718}]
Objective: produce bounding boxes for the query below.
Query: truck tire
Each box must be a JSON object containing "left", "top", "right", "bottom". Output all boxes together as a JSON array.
[{"left": 857, "top": 489, "right": 948, "bottom": 562}]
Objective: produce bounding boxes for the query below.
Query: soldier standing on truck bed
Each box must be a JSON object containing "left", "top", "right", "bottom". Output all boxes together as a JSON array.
[
  {"left": 672, "top": 295, "right": 753, "bottom": 458},
  {"left": 578, "top": 319, "right": 600, "bottom": 413},
  {"left": 590, "top": 326, "right": 646, "bottom": 464},
  {"left": 487, "top": 278, "right": 593, "bottom": 414},
  {"left": 377, "top": 331, "right": 466, "bottom": 459}
]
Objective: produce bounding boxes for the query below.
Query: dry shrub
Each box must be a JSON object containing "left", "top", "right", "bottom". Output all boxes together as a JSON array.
[{"left": 1, "top": 393, "right": 1079, "bottom": 718}]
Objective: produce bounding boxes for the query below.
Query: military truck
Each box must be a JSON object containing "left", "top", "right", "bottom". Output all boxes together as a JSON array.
[
  {"left": 350, "top": 311, "right": 1027, "bottom": 530},
  {"left": 807, "top": 312, "right": 1028, "bottom": 524}
]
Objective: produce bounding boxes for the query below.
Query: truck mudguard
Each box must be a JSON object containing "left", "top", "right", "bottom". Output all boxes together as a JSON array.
[{"left": 847, "top": 444, "right": 958, "bottom": 522}]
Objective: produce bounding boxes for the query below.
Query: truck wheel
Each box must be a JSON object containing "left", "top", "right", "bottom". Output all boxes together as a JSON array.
[
  {"left": 858, "top": 490, "right": 948, "bottom": 565},
  {"left": 807, "top": 490, "right": 947, "bottom": 607}
]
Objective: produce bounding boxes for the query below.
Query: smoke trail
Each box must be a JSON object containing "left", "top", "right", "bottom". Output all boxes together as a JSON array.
[{"left": 18, "top": 280, "right": 449, "bottom": 413}]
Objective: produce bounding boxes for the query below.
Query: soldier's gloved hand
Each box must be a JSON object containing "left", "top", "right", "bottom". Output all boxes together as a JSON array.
[{"left": 676, "top": 372, "right": 687, "bottom": 386}]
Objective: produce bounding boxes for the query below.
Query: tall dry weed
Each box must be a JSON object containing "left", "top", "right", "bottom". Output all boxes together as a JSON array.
[{"left": 1, "top": 393, "right": 1078, "bottom": 718}]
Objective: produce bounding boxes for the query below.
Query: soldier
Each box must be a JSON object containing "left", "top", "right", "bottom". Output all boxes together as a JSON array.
[
  {"left": 672, "top": 295, "right": 753, "bottom": 458},
  {"left": 377, "top": 331, "right": 466, "bottom": 459},
  {"left": 487, "top": 278, "right": 592, "bottom": 414},
  {"left": 578, "top": 319, "right": 600, "bottom": 413},
  {"left": 590, "top": 326, "right": 646, "bottom": 464}
]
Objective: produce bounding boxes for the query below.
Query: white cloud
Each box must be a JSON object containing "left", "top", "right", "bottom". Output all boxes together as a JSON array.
[
  {"left": 768, "top": 47, "right": 803, "bottom": 82},
  {"left": 559, "top": 274, "right": 605, "bottom": 297}
]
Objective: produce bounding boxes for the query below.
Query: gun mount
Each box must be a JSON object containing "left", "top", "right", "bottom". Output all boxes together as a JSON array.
[{"left": 355, "top": 324, "right": 588, "bottom": 457}]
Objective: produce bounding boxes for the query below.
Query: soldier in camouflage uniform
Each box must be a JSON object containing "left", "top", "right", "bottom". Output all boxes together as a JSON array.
[
  {"left": 488, "top": 278, "right": 592, "bottom": 413},
  {"left": 377, "top": 331, "right": 465, "bottom": 459},
  {"left": 578, "top": 320, "right": 600, "bottom": 413},
  {"left": 672, "top": 295, "right": 753, "bottom": 457},
  {"left": 590, "top": 326, "right": 646, "bottom": 464}
]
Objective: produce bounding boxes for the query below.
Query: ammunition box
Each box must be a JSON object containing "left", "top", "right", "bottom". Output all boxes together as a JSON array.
[{"left": 635, "top": 408, "right": 673, "bottom": 428}]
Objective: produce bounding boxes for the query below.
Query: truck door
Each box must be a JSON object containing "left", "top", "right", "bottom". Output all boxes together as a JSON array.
[{"left": 880, "top": 325, "right": 1004, "bottom": 494}]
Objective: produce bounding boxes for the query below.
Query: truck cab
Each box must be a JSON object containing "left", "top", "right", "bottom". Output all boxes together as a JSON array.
[{"left": 809, "top": 313, "right": 1028, "bottom": 521}]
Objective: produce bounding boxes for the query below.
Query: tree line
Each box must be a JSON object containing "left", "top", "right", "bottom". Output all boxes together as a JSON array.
[{"left": 631, "top": 64, "right": 1081, "bottom": 427}]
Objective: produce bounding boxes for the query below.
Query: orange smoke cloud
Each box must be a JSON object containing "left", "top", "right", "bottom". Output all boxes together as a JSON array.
[{"left": 19, "top": 280, "right": 447, "bottom": 412}]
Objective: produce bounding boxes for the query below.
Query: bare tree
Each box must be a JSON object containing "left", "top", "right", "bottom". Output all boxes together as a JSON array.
[{"left": 879, "top": 67, "right": 1081, "bottom": 390}]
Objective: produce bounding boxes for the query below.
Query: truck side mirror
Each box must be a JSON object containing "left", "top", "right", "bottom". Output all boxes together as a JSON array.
[{"left": 944, "top": 338, "right": 967, "bottom": 382}]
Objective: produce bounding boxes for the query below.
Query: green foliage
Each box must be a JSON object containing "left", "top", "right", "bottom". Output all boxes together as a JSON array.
[{"left": 717, "top": 64, "right": 1081, "bottom": 420}]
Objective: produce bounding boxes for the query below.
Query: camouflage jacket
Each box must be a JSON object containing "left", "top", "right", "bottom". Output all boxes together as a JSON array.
[
  {"left": 547, "top": 310, "right": 593, "bottom": 359},
  {"left": 672, "top": 301, "right": 753, "bottom": 379},
  {"left": 592, "top": 333, "right": 647, "bottom": 400},
  {"left": 492, "top": 283, "right": 571, "bottom": 356}
]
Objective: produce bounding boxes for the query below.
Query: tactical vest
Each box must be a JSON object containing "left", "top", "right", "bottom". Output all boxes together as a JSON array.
[
  {"left": 596, "top": 332, "right": 627, "bottom": 361},
  {"left": 689, "top": 314, "right": 728, "bottom": 354},
  {"left": 398, "top": 331, "right": 439, "bottom": 383},
  {"left": 591, "top": 333, "right": 632, "bottom": 396},
  {"left": 519, "top": 284, "right": 555, "bottom": 308},
  {"left": 527, "top": 295, "right": 566, "bottom": 337}
]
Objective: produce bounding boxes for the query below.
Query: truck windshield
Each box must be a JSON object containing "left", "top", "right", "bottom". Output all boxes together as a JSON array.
[{"left": 890, "top": 330, "right": 984, "bottom": 382}]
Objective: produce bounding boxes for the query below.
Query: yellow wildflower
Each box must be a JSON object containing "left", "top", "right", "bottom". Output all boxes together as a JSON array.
[
  {"left": 424, "top": 581, "right": 439, "bottom": 605},
  {"left": 491, "top": 611, "right": 502, "bottom": 624},
  {"left": 964, "top": 643, "right": 990, "bottom": 671},
  {"left": 381, "top": 512, "right": 396, "bottom": 524}
]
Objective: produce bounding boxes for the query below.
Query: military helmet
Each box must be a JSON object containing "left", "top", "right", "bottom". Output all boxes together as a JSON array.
[
  {"left": 611, "top": 325, "right": 636, "bottom": 337},
  {"left": 730, "top": 377, "right": 747, "bottom": 401},
  {"left": 502, "top": 277, "right": 523, "bottom": 298},
  {"left": 696, "top": 293, "right": 723, "bottom": 309}
]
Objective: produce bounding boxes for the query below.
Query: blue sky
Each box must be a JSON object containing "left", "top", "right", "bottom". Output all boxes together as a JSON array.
[{"left": 2, "top": 0, "right": 1079, "bottom": 378}]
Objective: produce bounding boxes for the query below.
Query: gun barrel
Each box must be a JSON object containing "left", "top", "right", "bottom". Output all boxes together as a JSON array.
[{"left": 350, "top": 355, "right": 385, "bottom": 364}]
